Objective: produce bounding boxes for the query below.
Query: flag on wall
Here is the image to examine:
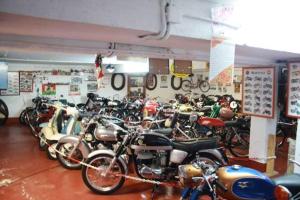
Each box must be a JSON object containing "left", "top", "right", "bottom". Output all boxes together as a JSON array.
[{"left": 95, "top": 54, "right": 104, "bottom": 79}]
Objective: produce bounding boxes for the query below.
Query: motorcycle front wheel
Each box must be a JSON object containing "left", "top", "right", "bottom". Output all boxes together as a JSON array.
[
  {"left": 56, "top": 142, "right": 83, "bottom": 170},
  {"left": 82, "top": 154, "right": 125, "bottom": 194},
  {"left": 46, "top": 141, "right": 58, "bottom": 160}
]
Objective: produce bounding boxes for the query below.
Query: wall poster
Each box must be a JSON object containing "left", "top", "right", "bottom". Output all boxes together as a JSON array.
[
  {"left": 160, "top": 75, "right": 168, "bottom": 88},
  {"left": 19, "top": 71, "right": 34, "bottom": 92},
  {"left": 42, "top": 83, "right": 56, "bottom": 96},
  {"left": 242, "top": 67, "right": 275, "bottom": 118},
  {"left": 287, "top": 63, "right": 300, "bottom": 118},
  {"left": 0, "top": 62, "right": 8, "bottom": 89},
  {"left": 87, "top": 82, "right": 98, "bottom": 92},
  {"left": 0, "top": 72, "right": 20, "bottom": 96},
  {"left": 69, "top": 84, "right": 80, "bottom": 96}
]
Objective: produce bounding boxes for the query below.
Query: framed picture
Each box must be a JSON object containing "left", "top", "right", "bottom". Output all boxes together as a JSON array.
[
  {"left": 42, "top": 83, "right": 56, "bottom": 96},
  {"left": 87, "top": 82, "right": 98, "bottom": 92},
  {"left": 242, "top": 67, "right": 275, "bottom": 118},
  {"left": 0, "top": 72, "right": 20, "bottom": 96},
  {"left": 286, "top": 63, "right": 300, "bottom": 118},
  {"left": 19, "top": 71, "right": 34, "bottom": 92}
]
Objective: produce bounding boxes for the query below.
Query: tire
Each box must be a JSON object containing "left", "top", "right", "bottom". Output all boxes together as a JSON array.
[
  {"left": 145, "top": 73, "right": 157, "bottom": 90},
  {"left": 46, "top": 141, "right": 58, "bottom": 160},
  {"left": 171, "top": 76, "right": 182, "bottom": 90},
  {"left": 82, "top": 154, "right": 126, "bottom": 194},
  {"left": 19, "top": 109, "right": 27, "bottom": 125},
  {"left": 228, "top": 129, "right": 250, "bottom": 158},
  {"left": 111, "top": 73, "right": 126, "bottom": 91},
  {"left": 181, "top": 80, "right": 192, "bottom": 92},
  {"left": 0, "top": 99, "right": 8, "bottom": 125},
  {"left": 199, "top": 81, "right": 210, "bottom": 93},
  {"left": 39, "top": 133, "right": 47, "bottom": 151},
  {"left": 56, "top": 142, "right": 83, "bottom": 170}
]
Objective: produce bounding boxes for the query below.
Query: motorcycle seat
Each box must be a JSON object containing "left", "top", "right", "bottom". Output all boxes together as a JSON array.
[
  {"left": 197, "top": 107, "right": 211, "bottom": 112},
  {"left": 273, "top": 174, "right": 300, "bottom": 196},
  {"left": 152, "top": 128, "right": 173, "bottom": 137},
  {"left": 172, "top": 138, "right": 217, "bottom": 153}
]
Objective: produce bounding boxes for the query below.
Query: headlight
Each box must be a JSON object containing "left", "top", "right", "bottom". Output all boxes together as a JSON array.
[
  {"left": 84, "top": 133, "right": 93, "bottom": 142},
  {"left": 274, "top": 185, "right": 291, "bottom": 200}
]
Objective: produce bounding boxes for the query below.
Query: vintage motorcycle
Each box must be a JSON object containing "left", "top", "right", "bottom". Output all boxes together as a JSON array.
[
  {"left": 81, "top": 119, "right": 228, "bottom": 194},
  {"left": 56, "top": 114, "right": 125, "bottom": 169},
  {"left": 178, "top": 160, "right": 300, "bottom": 200},
  {"left": 39, "top": 102, "right": 81, "bottom": 159}
]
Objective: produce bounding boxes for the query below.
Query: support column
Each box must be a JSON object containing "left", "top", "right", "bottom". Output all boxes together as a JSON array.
[
  {"left": 294, "top": 119, "right": 300, "bottom": 173},
  {"left": 249, "top": 116, "right": 277, "bottom": 164}
]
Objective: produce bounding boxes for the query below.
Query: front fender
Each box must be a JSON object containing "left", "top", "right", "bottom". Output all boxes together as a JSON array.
[
  {"left": 87, "top": 149, "right": 128, "bottom": 174},
  {"left": 197, "top": 148, "right": 228, "bottom": 166},
  {"left": 58, "top": 135, "right": 91, "bottom": 158}
]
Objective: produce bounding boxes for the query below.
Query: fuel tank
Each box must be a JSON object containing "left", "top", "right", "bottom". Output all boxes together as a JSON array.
[
  {"left": 217, "top": 165, "right": 276, "bottom": 200},
  {"left": 131, "top": 132, "right": 172, "bottom": 151}
]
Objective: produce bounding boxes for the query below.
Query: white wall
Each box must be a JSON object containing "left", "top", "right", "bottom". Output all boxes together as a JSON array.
[{"left": 2, "top": 62, "right": 242, "bottom": 117}]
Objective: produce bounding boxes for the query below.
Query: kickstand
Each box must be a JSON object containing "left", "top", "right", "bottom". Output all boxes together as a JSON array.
[{"left": 151, "top": 184, "right": 159, "bottom": 200}]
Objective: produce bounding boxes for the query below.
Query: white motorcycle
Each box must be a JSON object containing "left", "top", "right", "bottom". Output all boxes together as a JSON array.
[{"left": 39, "top": 102, "right": 81, "bottom": 160}]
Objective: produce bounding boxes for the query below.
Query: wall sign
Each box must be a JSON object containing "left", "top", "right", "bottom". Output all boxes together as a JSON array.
[
  {"left": 287, "top": 63, "right": 300, "bottom": 118},
  {"left": 242, "top": 67, "right": 275, "bottom": 118},
  {"left": 19, "top": 71, "right": 34, "bottom": 92},
  {"left": 0, "top": 72, "right": 20, "bottom": 96},
  {"left": 0, "top": 62, "right": 8, "bottom": 89}
]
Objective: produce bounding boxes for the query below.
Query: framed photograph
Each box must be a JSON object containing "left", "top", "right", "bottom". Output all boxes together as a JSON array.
[
  {"left": 286, "top": 63, "right": 300, "bottom": 118},
  {"left": 69, "top": 84, "right": 81, "bottom": 96},
  {"left": 87, "top": 82, "right": 98, "bottom": 92},
  {"left": 242, "top": 67, "right": 275, "bottom": 118},
  {"left": 0, "top": 72, "right": 20, "bottom": 96},
  {"left": 19, "top": 71, "right": 34, "bottom": 92},
  {"left": 42, "top": 83, "right": 56, "bottom": 96}
]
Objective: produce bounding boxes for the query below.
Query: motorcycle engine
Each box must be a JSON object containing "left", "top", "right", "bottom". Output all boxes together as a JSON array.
[{"left": 135, "top": 150, "right": 167, "bottom": 180}]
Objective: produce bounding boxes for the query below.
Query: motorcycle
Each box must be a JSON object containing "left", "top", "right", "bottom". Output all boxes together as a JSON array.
[
  {"left": 178, "top": 160, "right": 300, "bottom": 200},
  {"left": 39, "top": 102, "right": 81, "bottom": 160},
  {"left": 56, "top": 114, "right": 125, "bottom": 169},
  {"left": 81, "top": 117, "right": 228, "bottom": 194}
]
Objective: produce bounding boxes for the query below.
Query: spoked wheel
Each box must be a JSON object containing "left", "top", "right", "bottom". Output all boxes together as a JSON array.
[
  {"left": 82, "top": 154, "right": 125, "bottom": 194},
  {"left": 0, "top": 99, "right": 8, "bottom": 125},
  {"left": 56, "top": 143, "right": 83, "bottom": 170},
  {"left": 46, "top": 141, "right": 58, "bottom": 160},
  {"left": 199, "top": 81, "right": 210, "bottom": 93},
  {"left": 181, "top": 80, "right": 192, "bottom": 92},
  {"left": 228, "top": 130, "right": 250, "bottom": 158},
  {"left": 19, "top": 109, "right": 27, "bottom": 125}
]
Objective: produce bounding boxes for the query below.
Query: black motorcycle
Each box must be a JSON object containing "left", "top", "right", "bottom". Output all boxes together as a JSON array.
[{"left": 81, "top": 117, "right": 228, "bottom": 194}]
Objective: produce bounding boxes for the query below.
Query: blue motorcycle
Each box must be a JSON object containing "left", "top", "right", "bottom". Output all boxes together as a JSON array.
[{"left": 178, "top": 160, "right": 300, "bottom": 200}]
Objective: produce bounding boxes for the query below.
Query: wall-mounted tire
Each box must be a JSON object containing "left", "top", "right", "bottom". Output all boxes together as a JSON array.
[
  {"left": 171, "top": 75, "right": 182, "bottom": 90},
  {"left": 145, "top": 73, "right": 157, "bottom": 90},
  {"left": 111, "top": 73, "right": 126, "bottom": 91}
]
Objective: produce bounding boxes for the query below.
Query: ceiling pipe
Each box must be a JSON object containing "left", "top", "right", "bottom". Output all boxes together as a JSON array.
[{"left": 138, "top": 0, "right": 170, "bottom": 40}]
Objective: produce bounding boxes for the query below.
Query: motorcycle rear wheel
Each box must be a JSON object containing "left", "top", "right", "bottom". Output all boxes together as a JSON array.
[
  {"left": 56, "top": 142, "right": 83, "bottom": 170},
  {"left": 82, "top": 154, "right": 125, "bottom": 194}
]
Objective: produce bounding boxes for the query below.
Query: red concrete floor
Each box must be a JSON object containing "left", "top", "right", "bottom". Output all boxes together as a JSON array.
[{"left": 0, "top": 124, "right": 289, "bottom": 200}]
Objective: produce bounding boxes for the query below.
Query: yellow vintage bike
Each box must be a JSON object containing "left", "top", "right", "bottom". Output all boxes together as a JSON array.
[{"left": 169, "top": 63, "right": 210, "bottom": 92}]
